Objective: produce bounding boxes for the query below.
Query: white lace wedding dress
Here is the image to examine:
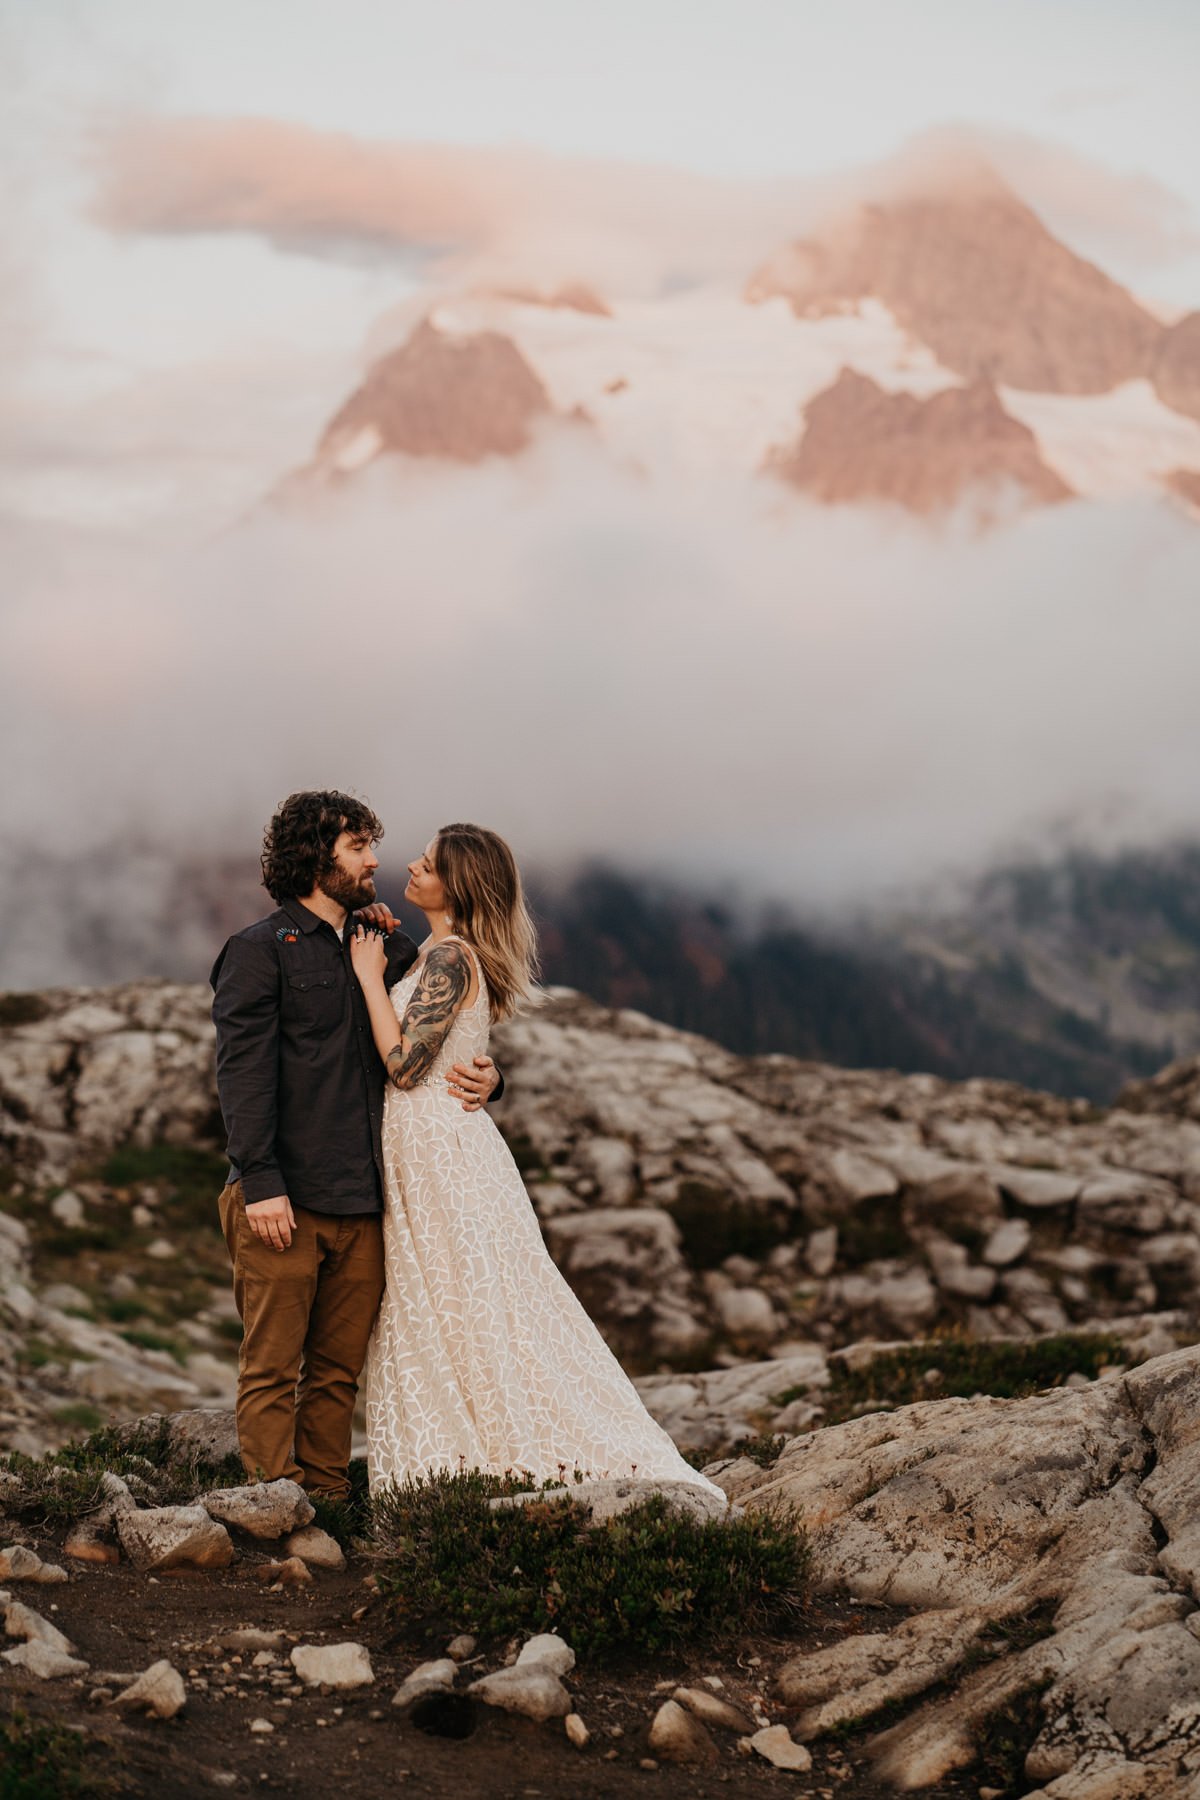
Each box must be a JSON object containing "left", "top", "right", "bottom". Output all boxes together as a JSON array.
[{"left": 363, "top": 940, "right": 725, "bottom": 1501}]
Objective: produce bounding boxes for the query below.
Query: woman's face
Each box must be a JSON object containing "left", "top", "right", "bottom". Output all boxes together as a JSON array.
[{"left": 405, "top": 839, "right": 448, "bottom": 914}]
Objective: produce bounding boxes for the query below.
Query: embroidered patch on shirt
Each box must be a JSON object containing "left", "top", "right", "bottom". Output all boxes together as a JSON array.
[{"left": 276, "top": 928, "right": 299, "bottom": 943}]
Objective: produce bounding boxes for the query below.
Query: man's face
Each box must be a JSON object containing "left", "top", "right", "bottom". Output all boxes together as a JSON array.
[{"left": 318, "top": 829, "right": 379, "bottom": 912}]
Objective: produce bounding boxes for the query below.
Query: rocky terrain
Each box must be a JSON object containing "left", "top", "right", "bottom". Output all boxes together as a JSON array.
[
  {"left": 5, "top": 981, "right": 1200, "bottom": 1793},
  {"left": 2, "top": 979, "right": 1199, "bottom": 1453}
]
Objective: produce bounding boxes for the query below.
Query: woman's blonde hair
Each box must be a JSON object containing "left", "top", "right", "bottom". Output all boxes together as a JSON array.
[{"left": 433, "top": 823, "right": 540, "bottom": 1021}]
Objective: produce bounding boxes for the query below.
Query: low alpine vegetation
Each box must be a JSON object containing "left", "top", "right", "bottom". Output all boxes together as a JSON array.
[{"left": 370, "top": 1468, "right": 808, "bottom": 1659}]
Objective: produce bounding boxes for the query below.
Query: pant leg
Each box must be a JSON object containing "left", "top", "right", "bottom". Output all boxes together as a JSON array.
[
  {"left": 219, "top": 1184, "right": 321, "bottom": 1485},
  {"left": 294, "top": 1212, "right": 385, "bottom": 1497}
]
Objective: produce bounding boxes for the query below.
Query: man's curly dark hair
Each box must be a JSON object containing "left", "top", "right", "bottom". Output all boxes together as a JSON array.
[{"left": 261, "top": 790, "right": 384, "bottom": 902}]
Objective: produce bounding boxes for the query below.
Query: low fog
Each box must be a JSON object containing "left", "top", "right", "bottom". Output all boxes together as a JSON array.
[{"left": 3, "top": 434, "right": 1198, "bottom": 987}]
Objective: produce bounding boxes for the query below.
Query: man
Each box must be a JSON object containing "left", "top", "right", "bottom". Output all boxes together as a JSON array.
[{"left": 210, "top": 790, "right": 500, "bottom": 1498}]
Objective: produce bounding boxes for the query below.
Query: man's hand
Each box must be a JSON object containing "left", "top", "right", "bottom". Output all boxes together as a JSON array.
[
  {"left": 447, "top": 1056, "right": 500, "bottom": 1112},
  {"left": 245, "top": 1194, "right": 297, "bottom": 1251}
]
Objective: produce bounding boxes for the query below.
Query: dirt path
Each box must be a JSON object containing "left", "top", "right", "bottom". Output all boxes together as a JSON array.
[{"left": 2, "top": 1540, "right": 996, "bottom": 1799}]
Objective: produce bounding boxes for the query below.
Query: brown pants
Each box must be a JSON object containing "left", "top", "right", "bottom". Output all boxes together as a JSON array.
[{"left": 218, "top": 1184, "right": 385, "bottom": 1497}]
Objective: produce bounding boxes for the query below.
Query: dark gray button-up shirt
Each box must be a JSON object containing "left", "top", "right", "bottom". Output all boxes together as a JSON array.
[{"left": 210, "top": 896, "right": 419, "bottom": 1214}]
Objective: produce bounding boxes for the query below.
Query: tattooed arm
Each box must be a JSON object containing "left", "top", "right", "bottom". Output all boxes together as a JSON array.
[{"left": 350, "top": 930, "right": 472, "bottom": 1090}]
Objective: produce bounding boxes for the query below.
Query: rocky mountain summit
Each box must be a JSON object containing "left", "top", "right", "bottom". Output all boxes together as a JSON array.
[
  {"left": 767, "top": 369, "right": 1073, "bottom": 514},
  {"left": 276, "top": 157, "right": 1200, "bottom": 522}
]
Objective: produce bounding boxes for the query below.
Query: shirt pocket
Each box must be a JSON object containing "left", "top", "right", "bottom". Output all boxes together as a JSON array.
[{"left": 284, "top": 971, "right": 346, "bottom": 1033}]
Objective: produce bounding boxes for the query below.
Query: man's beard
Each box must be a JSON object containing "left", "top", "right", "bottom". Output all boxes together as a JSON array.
[{"left": 317, "top": 863, "right": 377, "bottom": 912}]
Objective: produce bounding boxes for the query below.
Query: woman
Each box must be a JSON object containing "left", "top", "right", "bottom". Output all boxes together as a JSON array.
[{"left": 349, "top": 821, "right": 724, "bottom": 1501}]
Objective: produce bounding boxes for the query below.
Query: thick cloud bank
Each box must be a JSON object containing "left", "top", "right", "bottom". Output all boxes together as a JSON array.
[{"left": 2, "top": 435, "right": 1196, "bottom": 985}]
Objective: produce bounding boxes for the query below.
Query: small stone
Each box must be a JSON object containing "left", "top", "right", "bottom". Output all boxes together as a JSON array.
[
  {"left": 111, "top": 1660, "right": 187, "bottom": 1719},
  {"left": 565, "top": 1712, "right": 590, "bottom": 1748},
  {"left": 0, "top": 1546, "right": 67, "bottom": 1583},
  {"left": 249, "top": 1718, "right": 274, "bottom": 1734},
  {"left": 639, "top": 1758, "right": 658, "bottom": 1770},
  {"left": 252, "top": 1651, "right": 276, "bottom": 1667},
  {"left": 516, "top": 1632, "right": 575, "bottom": 1676},
  {"left": 673, "top": 1686, "right": 756, "bottom": 1734},
  {"left": 392, "top": 1658, "right": 457, "bottom": 1706},
  {"left": 3, "top": 1641, "right": 89, "bottom": 1679},
  {"left": 749, "top": 1725, "right": 812, "bottom": 1771},
  {"left": 50, "top": 1190, "right": 86, "bottom": 1227},
  {"left": 647, "top": 1700, "right": 719, "bottom": 1766},
  {"left": 4, "top": 1599, "right": 76, "bottom": 1654},
  {"left": 146, "top": 1236, "right": 176, "bottom": 1258},
  {"left": 290, "top": 1643, "right": 374, "bottom": 1690},
  {"left": 222, "top": 1629, "right": 288, "bottom": 1653},
  {"left": 446, "top": 1633, "right": 477, "bottom": 1661},
  {"left": 282, "top": 1526, "right": 344, "bottom": 1569},
  {"left": 254, "top": 1557, "right": 312, "bottom": 1588}
]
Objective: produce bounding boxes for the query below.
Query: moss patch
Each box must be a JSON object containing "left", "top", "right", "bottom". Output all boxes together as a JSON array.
[{"left": 776, "top": 1333, "right": 1127, "bottom": 1424}]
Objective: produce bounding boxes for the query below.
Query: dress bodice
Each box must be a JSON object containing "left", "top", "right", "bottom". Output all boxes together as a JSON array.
[{"left": 387, "top": 937, "right": 491, "bottom": 1089}]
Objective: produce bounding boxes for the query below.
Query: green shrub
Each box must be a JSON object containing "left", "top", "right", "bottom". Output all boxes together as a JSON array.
[
  {"left": 308, "top": 1458, "right": 371, "bottom": 1547},
  {"left": 792, "top": 1333, "right": 1127, "bottom": 1425},
  {"left": 0, "top": 1707, "right": 119, "bottom": 1800},
  {"left": 51, "top": 1405, "right": 104, "bottom": 1434},
  {"left": 371, "top": 1469, "right": 808, "bottom": 1659},
  {"left": 17, "top": 1417, "right": 245, "bottom": 1513},
  {"left": 97, "top": 1142, "right": 229, "bottom": 1229},
  {"left": 0, "top": 1458, "right": 108, "bottom": 1528}
]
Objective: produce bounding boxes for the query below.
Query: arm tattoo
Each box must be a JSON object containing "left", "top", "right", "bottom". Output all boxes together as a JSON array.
[{"left": 386, "top": 942, "right": 471, "bottom": 1090}]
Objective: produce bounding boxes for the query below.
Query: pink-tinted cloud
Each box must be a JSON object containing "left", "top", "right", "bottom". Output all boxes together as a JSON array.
[
  {"left": 90, "top": 114, "right": 1200, "bottom": 305},
  {"left": 90, "top": 116, "right": 816, "bottom": 294}
]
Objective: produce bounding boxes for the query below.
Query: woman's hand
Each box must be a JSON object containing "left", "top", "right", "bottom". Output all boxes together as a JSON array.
[
  {"left": 349, "top": 924, "right": 388, "bottom": 986},
  {"left": 354, "top": 902, "right": 397, "bottom": 934}
]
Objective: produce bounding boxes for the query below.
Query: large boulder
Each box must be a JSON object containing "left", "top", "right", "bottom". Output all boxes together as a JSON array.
[{"left": 713, "top": 1343, "right": 1200, "bottom": 1793}]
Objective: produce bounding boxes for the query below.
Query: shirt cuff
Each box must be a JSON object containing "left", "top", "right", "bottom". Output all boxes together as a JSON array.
[{"left": 239, "top": 1169, "right": 288, "bottom": 1206}]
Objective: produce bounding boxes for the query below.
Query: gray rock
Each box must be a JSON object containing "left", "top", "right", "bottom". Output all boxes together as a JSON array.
[
  {"left": 748, "top": 1724, "right": 812, "bottom": 1771},
  {"left": 282, "top": 1525, "right": 345, "bottom": 1568},
  {"left": 469, "top": 1664, "right": 572, "bottom": 1721},
  {"left": 646, "top": 1699, "right": 719, "bottom": 1765},
  {"left": 201, "top": 1480, "right": 314, "bottom": 1539},
  {"left": 983, "top": 1218, "right": 1033, "bottom": 1266},
  {"left": 392, "top": 1658, "right": 457, "bottom": 1706},
  {"left": 673, "top": 1685, "right": 755, "bottom": 1734},
  {"left": 446, "top": 1634, "right": 477, "bottom": 1661},
  {"left": 111, "top": 1659, "right": 187, "bottom": 1719},
  {"left": 290, "top": 1642, "right": 374, "bottom": 1689},
  {"left": 516, "top": 1632, "right": 575, "bottom": 1676},
  {"left": 715, "top": 1286, "right": 776, "bottom": 1342},
  {"left": 117, "top": 1504, "right": 235, "bottom": 1572},
  {"left": 990, "top": 1166, "right": 1080, "bottom": 1209},
  {"left": 4, "top": 1598, "right": 77, "bottom": 1654},
  {"left": 0, "top": 1545, "right": 67, "bottom": 1584},
  {"left": 50, "top": 1190, "right": 85, "bottom": 1228},
  {"left": 3, "top": 1639, "right": 89, "bottom": 1679}
]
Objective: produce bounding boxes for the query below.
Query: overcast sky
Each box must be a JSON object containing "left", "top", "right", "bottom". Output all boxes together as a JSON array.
[{"left": 3, "top": 0, "right": 1200, "bottom": 981}]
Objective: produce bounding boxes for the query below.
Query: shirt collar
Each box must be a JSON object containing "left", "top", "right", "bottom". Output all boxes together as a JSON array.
[{"left": 281, "top": 896, "right": 330, "bottom": 935}]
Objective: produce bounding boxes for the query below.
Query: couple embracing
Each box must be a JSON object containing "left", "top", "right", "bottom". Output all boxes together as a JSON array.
[{"left": 211, "top": 790, "right": 721, "bottom": 1505}]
